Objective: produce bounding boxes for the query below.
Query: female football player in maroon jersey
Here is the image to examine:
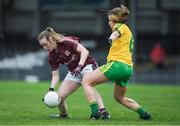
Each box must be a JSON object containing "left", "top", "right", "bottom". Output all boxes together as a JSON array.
[{"left": 37, "top": 27, "right": 110, "bottom": 120}]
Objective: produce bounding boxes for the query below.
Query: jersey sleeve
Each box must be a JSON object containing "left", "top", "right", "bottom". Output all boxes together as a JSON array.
[
  {"left": 65, "top": 41, "right": 78, "bottom": 52},
  {"left": 114, "top": 23, "right": 125, "bottom": 35},
  {"left": 48, "top": 55, "right": 59, "bottom": 71}
]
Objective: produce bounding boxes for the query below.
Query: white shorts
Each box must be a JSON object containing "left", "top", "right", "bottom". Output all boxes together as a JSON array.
[{"left": 64, "top": 64, "right": 94, "bottom": 83}]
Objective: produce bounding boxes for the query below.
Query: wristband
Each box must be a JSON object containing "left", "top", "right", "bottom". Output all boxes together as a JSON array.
[
  {"left": 108, "top": 39, "right": 112, "bottom": 44},
  {"left": 49, "top": 88, "right": 54, "bottom": 91},
  {"left": 78, "top": 64, "right": 83, "bottom": 68}
]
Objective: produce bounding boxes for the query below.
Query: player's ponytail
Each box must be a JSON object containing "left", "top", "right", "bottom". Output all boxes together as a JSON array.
[
  {"left": 37, "top": 27, "right": 64, "bottom": 43},
  {"left": 46, "top": 27, "right": 64, "bottom": 43}
]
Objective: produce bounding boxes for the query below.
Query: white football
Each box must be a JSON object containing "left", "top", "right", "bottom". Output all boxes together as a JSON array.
[{"left": 44, "top": 91, "right": 61, "bottom": 108}]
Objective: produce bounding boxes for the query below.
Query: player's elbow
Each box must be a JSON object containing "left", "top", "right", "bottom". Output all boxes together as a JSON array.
[
  {"left": 83, "top": 48, "right": 89, "bottom": 56},
  {"left": 86, "top": 50, "right": 89, "bottom": 55}
]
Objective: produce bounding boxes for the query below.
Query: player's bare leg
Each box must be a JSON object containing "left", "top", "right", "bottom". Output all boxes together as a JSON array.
[
  {"left": 114, "top": 84, "right": 152, "bottom": 120},
  {"left": 83, "top": 69, "right": 109, "bottom": 120},
  {"left": 56, "top": 80, "right": 80, "bottom": 118},
  {"left": 93, "top": 88, "right": 110, "bottom": 120}
]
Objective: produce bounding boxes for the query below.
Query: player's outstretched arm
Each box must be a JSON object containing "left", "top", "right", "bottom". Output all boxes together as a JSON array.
[{"left": 50, "top": 69, "right": 59, "bottom": 90}]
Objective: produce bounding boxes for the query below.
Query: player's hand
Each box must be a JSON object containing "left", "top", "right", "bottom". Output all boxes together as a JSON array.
[
  {"left": 49, "top": 88, "right": 54, "bottom": 91},
  {"left": 42, "top": 88, "right": 54, "bottom": 102},
  {"left": 71, "top": 64, "right": 83, "bottom": 77},
  {"left": 92, "top": 62, "right": 98, "bottom": 70},
  {"left": 108, "top": 39, "right": 112, "bottom": 44}
]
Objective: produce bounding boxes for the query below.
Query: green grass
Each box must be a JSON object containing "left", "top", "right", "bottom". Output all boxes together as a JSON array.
[{"left": 0, "top": 80, "right": 180, "bottom": 125}]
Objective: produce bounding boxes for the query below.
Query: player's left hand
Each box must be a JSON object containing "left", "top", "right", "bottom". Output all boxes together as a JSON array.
[{"left": 72, "top": 64, "right": 83, "bottom": 77}]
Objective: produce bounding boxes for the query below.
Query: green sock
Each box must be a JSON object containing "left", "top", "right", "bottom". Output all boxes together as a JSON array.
[
  {"left": 90, "top": 101, "right": 99, "bottom": 115},
  {"left": 136, "top": 107, "right": 146, "bottom": 117}
]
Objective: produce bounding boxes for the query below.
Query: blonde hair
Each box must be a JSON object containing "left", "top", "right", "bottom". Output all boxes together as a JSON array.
[
  {"left": 37, "top": 27, "right": 64, "bottom": 43},
  {"left": 108, "top": 5, "right": 130, "bottom": 23}
]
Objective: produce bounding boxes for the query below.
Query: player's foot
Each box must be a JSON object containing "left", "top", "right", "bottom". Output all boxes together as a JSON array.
[
  {"left": 140, "top": 112, "right": 152, "bottom": 120},
  {"left": 101, "top": 111, "right": 110, "bottom": 120},
  {"left": 90, "top": 112, "right": 101, "bottom": 120},
  {"left": 49, "top": 114, "right": 69, "bottom": 119}
]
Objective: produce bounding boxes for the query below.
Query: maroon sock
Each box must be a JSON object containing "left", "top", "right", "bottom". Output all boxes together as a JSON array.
[{"left": 99, "top": 108, "right": 106, "bottom": 114}]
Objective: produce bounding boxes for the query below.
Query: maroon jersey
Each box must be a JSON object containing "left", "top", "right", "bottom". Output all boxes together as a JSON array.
[{"left": 48, "top": 36, "right": 97, "bottom": 72}]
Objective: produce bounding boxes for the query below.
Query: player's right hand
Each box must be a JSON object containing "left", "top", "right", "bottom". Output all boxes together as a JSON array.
[{"left": 71, "top": 64, "right": 83, "bottom": 77}]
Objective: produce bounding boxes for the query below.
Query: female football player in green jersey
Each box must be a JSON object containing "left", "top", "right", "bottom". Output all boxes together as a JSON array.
[{"left": 83, "top": 5, "right": 152, "bottom": 120}]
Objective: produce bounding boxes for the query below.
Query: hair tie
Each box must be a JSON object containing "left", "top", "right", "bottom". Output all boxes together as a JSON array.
[{"left": 46, "top": 27, "right": 52, "bottom": 32}]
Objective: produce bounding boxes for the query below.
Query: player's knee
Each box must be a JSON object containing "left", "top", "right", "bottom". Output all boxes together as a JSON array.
[
  {"left": 114, "top": 95, "right": 125, "bottom": 104},
  {"left": 82, "top": 79, "right": 94, "bottom": 87}
]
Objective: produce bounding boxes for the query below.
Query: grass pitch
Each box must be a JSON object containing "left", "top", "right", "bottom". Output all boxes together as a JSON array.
[{"left": 0, "top": 80, "right": 180, "bottom": 125}]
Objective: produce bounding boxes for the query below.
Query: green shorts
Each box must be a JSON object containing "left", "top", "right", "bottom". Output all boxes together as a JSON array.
[{"left": 99, "top": 61, "right": 133, "bottom": 87}]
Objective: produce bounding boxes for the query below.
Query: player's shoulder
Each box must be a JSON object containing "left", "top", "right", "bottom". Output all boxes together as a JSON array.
[
  {"left": 118, "top": 23, "right": 129, "bottom": 29},
  {"left": 63, "top": 36, "right": 80, "bottom": 44},
  {"left": 113, "top": 23, "right": 127, "bottom": 31},
  {"left": 115, "top": 23, "right": 123, "bottom": 27},
  {"left": 67, "top": 36, "right": 80, "bottom": 41}
]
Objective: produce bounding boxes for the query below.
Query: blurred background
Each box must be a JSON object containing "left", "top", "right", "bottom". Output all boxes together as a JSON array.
[{"left": 0, "top": 0, "right": 179, "bottom": 84}]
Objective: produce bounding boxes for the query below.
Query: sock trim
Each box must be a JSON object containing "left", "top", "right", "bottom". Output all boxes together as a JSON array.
[{"left": 90, "top": 101, "right": 97, "bottom": 105}]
